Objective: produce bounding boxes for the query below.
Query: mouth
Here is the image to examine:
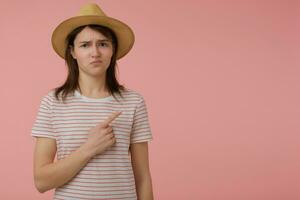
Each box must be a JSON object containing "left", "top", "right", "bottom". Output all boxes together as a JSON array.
[{"left": 90, "top": 60, "right": 103, "bottom": 64}]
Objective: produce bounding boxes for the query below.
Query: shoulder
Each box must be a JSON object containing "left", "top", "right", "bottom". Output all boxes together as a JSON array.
[
  {"left": 39, "top": 89, "right": 55, "bottom": 104},
  {"left": 39, "top": 89, "right": 62, "bottom": 106},
  {"left": 44, "top": 89, "right": 59, "bottom": 101},
  {"left": 119, "top": 88, "right": 146, "bottom": 103},
  {"left": 119, "top": 89, "right": 151, "bottom": 111},
  {"left": 43, "top": 88, "right": 75, "bottom": 103}
]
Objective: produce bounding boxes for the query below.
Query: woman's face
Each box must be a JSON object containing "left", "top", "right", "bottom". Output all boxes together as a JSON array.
[{"left": 71, "top": 26, "right": 113, "bottom": 78}]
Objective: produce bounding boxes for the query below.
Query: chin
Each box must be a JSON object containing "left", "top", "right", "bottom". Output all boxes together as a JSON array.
[{"left": 90, "top": 71, "right": 106, "bottom": 77}]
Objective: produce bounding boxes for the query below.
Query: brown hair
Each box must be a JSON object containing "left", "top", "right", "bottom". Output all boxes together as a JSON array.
[{"left": 53, "top": 24, "right": 127, "bottom": 103}]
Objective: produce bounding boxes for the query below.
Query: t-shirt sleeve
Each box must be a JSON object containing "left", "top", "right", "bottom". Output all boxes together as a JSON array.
[
  {"left": 31, "top": 94, "right": 56, "bottom": 140},
  {"left": 130, "top": 96, "right": 153, "bottom": 144}
]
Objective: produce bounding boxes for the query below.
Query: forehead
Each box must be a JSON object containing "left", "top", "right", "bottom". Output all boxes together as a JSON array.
[{"left": 75, "top": 26, "right": 109, "bottom": 42}]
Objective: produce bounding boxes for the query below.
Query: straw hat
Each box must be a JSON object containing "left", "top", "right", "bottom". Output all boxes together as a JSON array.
[{"left": 51, "top": 3, "right": 135, "bottom": 60}]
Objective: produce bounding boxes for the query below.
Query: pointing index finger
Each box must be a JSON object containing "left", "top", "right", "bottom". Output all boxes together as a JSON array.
[{"left": 102, "top": 111, "right": 122, "bottom": 127}]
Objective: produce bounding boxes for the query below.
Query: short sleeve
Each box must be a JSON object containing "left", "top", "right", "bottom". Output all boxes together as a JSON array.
[
  {"left": 130, "top": 96, "right": 153, "bottom": 144},
  {"left": 31, "top": 94, "right": 56, "bottom": 139}
]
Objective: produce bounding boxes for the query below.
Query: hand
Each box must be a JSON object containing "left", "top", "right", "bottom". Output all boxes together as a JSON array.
[{"left": 83, "top": 111, "right": 122, "bottom": 157}]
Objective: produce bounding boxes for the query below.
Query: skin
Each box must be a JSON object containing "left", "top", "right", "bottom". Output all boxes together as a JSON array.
[
  {"left": 71, "top": 26, "right": 113, "bottom": 97},
  {"left": 130, "top": 143, "right": 154, "bottom": 200},
  {"left": 33, "top": 26, "right": 154, "bottom": 199}
]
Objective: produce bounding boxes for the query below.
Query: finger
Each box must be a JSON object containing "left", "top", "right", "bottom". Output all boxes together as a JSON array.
[
  {"left": 108, "top": 132, "right": 115, "bottom": 139},
  {"left": 105, "top": 132, "right": 115, "bottom": 141},
  {"left": 101, "top": 111, "right": 122, "bottom": 127},
  {"left": 105, "top": 126, "right": 113, "bottom": 134}
]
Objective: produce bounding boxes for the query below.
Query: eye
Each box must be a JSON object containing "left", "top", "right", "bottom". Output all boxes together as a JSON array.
[
  {"left": 80, "top": 43, "right": 88, "bottom": 48},
  {"left": 99, "top": 42, "right": 108, "bottom": 47}
]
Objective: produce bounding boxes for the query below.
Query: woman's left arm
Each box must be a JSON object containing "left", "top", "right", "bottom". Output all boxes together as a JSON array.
[{"left": 130, "top": 142, "right": 154, "bottom": 200}]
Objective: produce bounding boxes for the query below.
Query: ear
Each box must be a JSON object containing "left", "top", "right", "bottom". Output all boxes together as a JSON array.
[{"left": 70, "top": 45, "right": 77, "bottom": 59}]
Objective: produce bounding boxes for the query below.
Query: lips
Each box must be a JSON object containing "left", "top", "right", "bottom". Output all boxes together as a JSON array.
[{"left": 90, "top": 60, "right": 102, "bottom": 64}]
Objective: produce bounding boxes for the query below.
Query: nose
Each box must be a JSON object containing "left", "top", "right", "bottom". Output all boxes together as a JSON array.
[{"left": 91, "top": 43, "right": 101, "bottom": 57}]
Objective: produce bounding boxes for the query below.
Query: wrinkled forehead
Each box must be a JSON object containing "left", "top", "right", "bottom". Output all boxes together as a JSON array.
[{"left": 75, "top": 26, "right": 111, "bottom": 43}]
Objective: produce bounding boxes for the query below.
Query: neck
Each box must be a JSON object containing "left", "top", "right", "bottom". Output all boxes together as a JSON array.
[{"left": 78, "top": 73, "right": 109, "bottom": 97}]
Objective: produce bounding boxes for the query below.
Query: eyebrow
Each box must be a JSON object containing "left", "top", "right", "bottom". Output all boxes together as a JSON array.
[{"left": 79, "top": 39, "right": 110, "bottom": 43}]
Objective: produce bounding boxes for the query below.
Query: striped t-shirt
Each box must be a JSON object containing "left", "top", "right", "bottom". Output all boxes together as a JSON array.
[{"left": 31, "top": 88, "right": 153, "bottom": 200}]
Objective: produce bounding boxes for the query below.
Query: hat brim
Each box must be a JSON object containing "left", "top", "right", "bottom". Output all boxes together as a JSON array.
[{"left": 51, "top": 15, "right": 135, "bottom": 60}]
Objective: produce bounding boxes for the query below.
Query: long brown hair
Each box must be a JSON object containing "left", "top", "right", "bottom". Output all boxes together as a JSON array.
[{"left": 53, "top": 24, "right": 127, "bottom": 103}]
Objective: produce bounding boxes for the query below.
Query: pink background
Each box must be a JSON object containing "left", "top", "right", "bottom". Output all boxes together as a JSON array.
[{"left": 0, "top": 0, "right": 299, "bottom": 199}]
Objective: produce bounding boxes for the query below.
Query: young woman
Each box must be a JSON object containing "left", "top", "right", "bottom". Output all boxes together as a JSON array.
[{"left": 31, "top": 3, "right": 154, "bottom": 200}]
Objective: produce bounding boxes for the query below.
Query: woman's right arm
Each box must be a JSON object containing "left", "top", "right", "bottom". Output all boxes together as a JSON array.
[
  {"left": 33, "top": 137, "right": 93, "bottom": 193},
  {"left": 33, "top": 111, "right": 121, "bottom": 193}
]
